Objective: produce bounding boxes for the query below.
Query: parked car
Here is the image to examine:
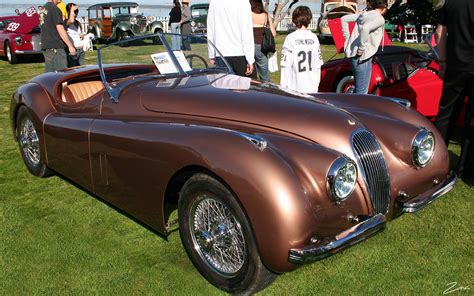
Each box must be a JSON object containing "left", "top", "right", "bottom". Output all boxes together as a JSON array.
[
  {"left": 87, "top": 2, "right": 163, "bottom": 43},
  {"left": 190, "top": 3, "right": 209, "bottom": 37},
  {"left": 318, "top": 0, "right": 358, "bottom": 41},
  {"left": 10, "top": 33, "right": 456, "bottom": 294},
  {"left": 320, "top": 25, "right": 467, "bottom": 125},
  {"left": 0, "top": 7, "right": 42, "bottom": 64}
]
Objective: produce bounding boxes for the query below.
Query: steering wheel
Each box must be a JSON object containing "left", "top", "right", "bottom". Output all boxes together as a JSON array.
[{"left": 185, "top": 54, "right": 208, "bottom": 69}]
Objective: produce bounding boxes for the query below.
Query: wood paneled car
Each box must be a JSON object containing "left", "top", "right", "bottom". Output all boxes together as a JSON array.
[
  {"left": 10, "top": 34, "right": 456, "bottom": 293},
  {"left": 87, "top": 2, "right": 163, "bottom": 43}
]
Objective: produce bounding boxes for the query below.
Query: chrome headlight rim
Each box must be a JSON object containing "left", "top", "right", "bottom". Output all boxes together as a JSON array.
[
  {"left": 411, "top": 128, "right": 435, "bottom": 168},
  {"left": 129, "top": 17, "right": 137, "bottom": 25},
  {"left": 327, "top": 156, "right": 358, "bottom": 202},
  {"left": 14, "top": 36, "right": 23, "bottom": 46}
]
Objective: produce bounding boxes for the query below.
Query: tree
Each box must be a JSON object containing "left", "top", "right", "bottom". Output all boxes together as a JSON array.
[
  {"left": 384, "top": 0, "right": 442, "bottom": 26},
  {"left": 264, "top": 0, "right": 299, "bottom": 27}
]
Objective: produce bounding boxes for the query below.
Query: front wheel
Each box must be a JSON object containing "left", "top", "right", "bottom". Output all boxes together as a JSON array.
[
  {"left": 335, "top": 75, "right": 355, "bottom": 93},
  {"left": 16, "top": 106, "right": 52, "bottom": 177},
  {"left": 5, "top": 41, "right": 19, "bottom": 64},
  {"left": 178, "top": 173, "right": 276, "bottom": 294}
]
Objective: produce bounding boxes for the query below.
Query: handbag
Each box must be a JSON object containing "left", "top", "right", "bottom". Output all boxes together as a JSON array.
[{"left": 261, "top": 14, "right": 276, "bottom": 55}]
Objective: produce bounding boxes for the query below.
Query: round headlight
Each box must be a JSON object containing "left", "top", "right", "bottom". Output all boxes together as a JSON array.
[
  {"left": 327, "top": 157, "right": 358, "bottom": 202},
  {"left": 130, "top": 17, "right": 137, "bottom": 25},
  {"left": 191, "top": 21, "right": 196, "bottom": 27},
  {"left": 14, "top": 36, "right": 22, "bottom": 46},
  {"left": 412, "top": 129, "right": 435, "bottom": 168}
]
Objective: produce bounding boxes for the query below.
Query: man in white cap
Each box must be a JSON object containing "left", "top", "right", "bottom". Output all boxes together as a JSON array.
[{"left": 207, "top": 0, "right": 255, "bottom": 77}]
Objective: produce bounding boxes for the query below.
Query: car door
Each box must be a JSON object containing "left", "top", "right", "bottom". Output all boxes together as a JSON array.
[{"left": 43, "top": 92, "right": 103, "bottom": 191}]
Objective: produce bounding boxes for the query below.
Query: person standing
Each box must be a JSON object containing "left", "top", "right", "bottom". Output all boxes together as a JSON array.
[
  {"left": 169, "top": 0, "right": 181, "bottom": 50},
  {"left": 341, "top": 0, "right": 387, "bottom": 94},
  {"left": 280, "top": 6, "right": 323, "bottom": 93},
  {"left": 250, "top": 0, "right": 276, "bottom": 82},
  {"left": 65, "top": 3, "right": 85, "bottom": 66},
  {"left": 434, "top": 0, "right": 474, "bottom": 181},
  {"left": 180, "top": 0, "right": 192, "bottom": 50},
  {"left": 39, "top": 0, "right": 76, "bottom": 72},
  {"left": 207, "top": 0, "right": 254, "bottom": 77},
  {"left": 57, "top": 0, "right": 68, "bottom": 20}
]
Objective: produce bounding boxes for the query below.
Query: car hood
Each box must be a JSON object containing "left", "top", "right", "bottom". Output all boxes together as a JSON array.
[{"left": 137, "top": 73, "right": 418, "bottom": 157}]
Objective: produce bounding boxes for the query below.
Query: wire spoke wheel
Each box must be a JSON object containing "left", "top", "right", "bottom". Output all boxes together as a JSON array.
[
  {"left": 190, "top": 196, "right": 246, "bottom": 277},
  {"left": 19, "top": 117, "right": 40, "bottom": 166}
]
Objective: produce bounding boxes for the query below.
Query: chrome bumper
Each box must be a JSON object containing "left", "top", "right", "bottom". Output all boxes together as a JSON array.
[
  {"left": 288, "top": 173, "right": 457, "bottom": 264},
  {"left": 398, "top": 172, "right": 457, "bottom": 213},
  {"left": 288, "top": 214, "right": 386, "bottom": 264}
]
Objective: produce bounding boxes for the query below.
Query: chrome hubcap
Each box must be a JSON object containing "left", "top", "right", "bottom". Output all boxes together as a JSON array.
[
  {"left": 190, "top": 197, "right": 246, "bottom": 277},
  {"left": 19, "top": 117, "right": 40, "bottom": 166},
  {"left": 6, "top": 45, "right": 11, "bottom": 61}
]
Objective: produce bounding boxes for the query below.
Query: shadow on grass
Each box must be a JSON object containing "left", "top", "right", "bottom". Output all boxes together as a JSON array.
[{"left": 54, "top": 172, "right": 180, "bottom": 240}]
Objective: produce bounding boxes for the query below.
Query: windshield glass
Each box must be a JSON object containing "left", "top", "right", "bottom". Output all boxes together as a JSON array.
[
  {"left": 192, "top": 7, "right": 208, "bottom": 17},
  {"left": 97, "top": 33, "right": 231, "bottom": 102}
]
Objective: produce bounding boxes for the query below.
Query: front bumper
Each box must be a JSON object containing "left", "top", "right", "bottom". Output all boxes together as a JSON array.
[{"left": 288, "top": 173, "right": 456, "bottom": 264}]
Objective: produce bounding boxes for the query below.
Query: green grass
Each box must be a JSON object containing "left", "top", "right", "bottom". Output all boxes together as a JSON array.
[{"left": 0, "top": 39, "right": 472, "bottom": 295}]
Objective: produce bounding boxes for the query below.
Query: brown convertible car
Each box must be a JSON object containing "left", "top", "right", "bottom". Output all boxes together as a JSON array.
[{"left": 10, "top": 34, "right": 456, "bottom": 293}]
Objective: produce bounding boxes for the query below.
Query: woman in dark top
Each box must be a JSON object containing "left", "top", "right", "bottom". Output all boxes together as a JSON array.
[
  {"left": 250, "top": 0, "right": 276, "bottom": 82},
  {"left": 169, "top": 0, "right": 181, "bottom": 50}
]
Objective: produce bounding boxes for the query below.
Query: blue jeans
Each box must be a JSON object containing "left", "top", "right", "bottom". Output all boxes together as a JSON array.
[
  {"left": 170, "top": 22, "right": 181, "bottom": 51},
  {"left": 254, "top": 44, "right": 269, "bottom": 82},
  {"left": 350, "top": 57, "right": 372, "bottom": 94}
]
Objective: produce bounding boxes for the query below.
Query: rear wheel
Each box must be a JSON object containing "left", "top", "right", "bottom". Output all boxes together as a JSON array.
[
  {"left": 16, "top": 106, "right": 52, "bottom": 177},
  {"left": 335, "top": 75, "right": 355, "bottom": 93},
  {"left": 5, "top": 41, "right": 18, "bottom": 64},
  {"left": 178, "top": 173, "right": 276, "bottom": 294}
]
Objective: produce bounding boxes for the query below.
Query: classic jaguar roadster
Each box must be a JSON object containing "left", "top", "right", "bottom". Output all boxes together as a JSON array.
[{"left": 10, "top": 34, "right": 456, "bottom": 293}]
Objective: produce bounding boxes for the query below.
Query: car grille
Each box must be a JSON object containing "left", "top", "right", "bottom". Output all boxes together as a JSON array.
[
  {"left": 31, "top": 34, "right": 41, "bottom": 51},
  {"left": 351, "top": 129, "right": 390, "bottom": 214}
]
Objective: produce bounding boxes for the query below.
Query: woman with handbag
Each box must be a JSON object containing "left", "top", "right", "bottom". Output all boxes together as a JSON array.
[{"left": 250, "top": 0, "right": 276, "bottom": 82}]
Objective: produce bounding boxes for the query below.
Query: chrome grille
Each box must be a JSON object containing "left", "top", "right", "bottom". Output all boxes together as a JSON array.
[
  {"left": 31, "top": 34, "right": 41, "bottom": 51},
  {"left": 351, "top": 129, "right": 390, "bottom": 214}
]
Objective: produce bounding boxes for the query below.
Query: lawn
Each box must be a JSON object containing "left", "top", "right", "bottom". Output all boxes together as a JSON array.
[{"left": 0, "top": 36, "right": 472, "bottom": 295}]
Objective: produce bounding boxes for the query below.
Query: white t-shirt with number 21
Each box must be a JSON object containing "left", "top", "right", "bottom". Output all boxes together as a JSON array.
[{"left": 280, "top": 29, "right": 323, "bottom": 94}]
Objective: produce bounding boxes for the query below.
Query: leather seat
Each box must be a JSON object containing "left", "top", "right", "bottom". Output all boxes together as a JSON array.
[{"left": 62, "top": 81, "right": 104, "bottom": 104}]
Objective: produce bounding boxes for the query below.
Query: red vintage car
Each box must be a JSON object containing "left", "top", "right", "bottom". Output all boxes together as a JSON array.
[
  {"left": 320, "top": 19, "right": 466, "bottom": 125},
  {"left": 0, "top": 7, "right": 42, "bottom": 64}
]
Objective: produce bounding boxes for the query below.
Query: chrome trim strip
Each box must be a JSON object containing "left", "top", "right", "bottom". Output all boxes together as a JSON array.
[
  {"left": 13, "top": 50, "right": 42, "bottom": 55},
  {"left": 399, "top": 173, "right": 456, "bottom": 213},
  {"left": 288, "top": 214, "right": 386, "bottom": 264},
  {"left": 383, "top": 97, "right": 411, "bottom": 110}
]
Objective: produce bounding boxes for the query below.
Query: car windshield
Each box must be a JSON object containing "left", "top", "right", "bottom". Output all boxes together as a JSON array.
[
  {"left": 112, "top": 6, "right": 138, "bottom": 15},
  {"left": 97, "top": 33, "right": 231, "bottom": 102},
  {"left": 192, "top": 7, "right": 208, "bottom": 17}
]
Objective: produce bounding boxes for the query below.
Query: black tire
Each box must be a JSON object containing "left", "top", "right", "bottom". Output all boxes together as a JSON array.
[
  {"left": 178, "top": 173, "right": 277, "bottom": 294},
  {"left": 117, "top": 31, "right": 130, "bottom": 47},
  {"left": 5, "top": 41, "right": 18, "bottom": 64},
  {"left": 335, "top": 74, "right": 355, "bottom": 93},
  {"left": 16, "top": 106, "right": 53, "bottom": 177},
  {"left": 152, "top": 29, "right": 163, "bottom": 45}
]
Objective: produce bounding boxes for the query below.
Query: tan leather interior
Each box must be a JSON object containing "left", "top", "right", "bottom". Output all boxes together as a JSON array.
[{"left": 62, "top": 81, "right": 104, "bottom": 104}]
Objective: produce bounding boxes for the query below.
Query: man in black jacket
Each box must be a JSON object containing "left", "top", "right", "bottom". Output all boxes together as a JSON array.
[{"left": 435, "top": 0, "right": 474, "bottom": 181}]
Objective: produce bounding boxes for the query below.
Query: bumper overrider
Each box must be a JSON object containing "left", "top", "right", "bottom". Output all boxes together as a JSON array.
[{"left": 288, "top": 173, "right": 457, "bottom": 264}]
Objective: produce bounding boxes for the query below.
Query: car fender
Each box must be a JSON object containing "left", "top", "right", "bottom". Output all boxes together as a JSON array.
[
  {"left": 152, "top": 126, "right": 370, "bottom": 272},
  {"left": 110, "top": 23, "right": 132, "bottom": 40},
  {"left": 149, "top": 21, "right": 163, "bottom": 33},
  {"left": 10, "top": 82, "right": 55, "bottom": 164}
]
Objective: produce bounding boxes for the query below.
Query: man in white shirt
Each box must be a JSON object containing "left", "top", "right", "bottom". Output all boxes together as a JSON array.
[{"left": 207, "top": 0, "right": 255, "bottom": 77}]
